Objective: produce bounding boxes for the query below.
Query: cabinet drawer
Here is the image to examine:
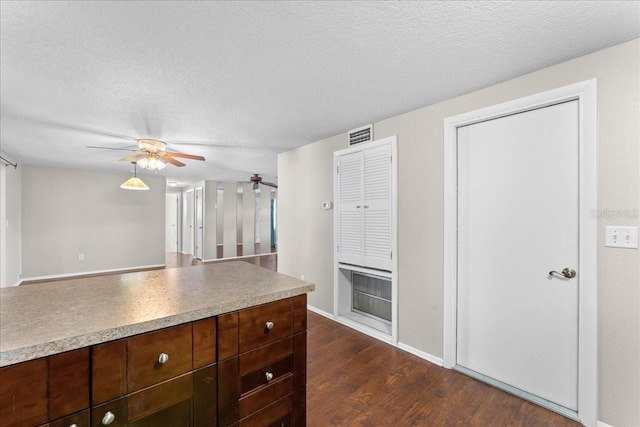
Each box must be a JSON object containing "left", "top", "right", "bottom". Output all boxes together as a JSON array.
[
  {"left": 241, "top": 356, "right": 292, "bottom": 395},
  {"left": 239, "top": 337, "right": 293, "bottom": 376},
  {"left": 0, "top": 358, "right": 48, "bottom": 427},
  {"left": 49, "top": 409, "right": 89, "bottom": 427},
  {"left": 239, "top": 376, "right": 293, "bottom": 419},
  {"left": 91, "top": 397, "right": 127, "bottom": 427},
  {"left": 128, "top": 372, "right": 193, "bottom": 421},
  {"left": 127, "top": 323, "right": 193, "bottom": 392},
  {"left": 239, "top": 393, "right": 293, "bottom": 427},
  {"left": 239, "top": 299, "right": 293, "bottom": 352}
]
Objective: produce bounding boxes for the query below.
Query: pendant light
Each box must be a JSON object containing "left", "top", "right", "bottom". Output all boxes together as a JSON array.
[{"left": 120, "top": 162, "right": 149, "bottom": 190}]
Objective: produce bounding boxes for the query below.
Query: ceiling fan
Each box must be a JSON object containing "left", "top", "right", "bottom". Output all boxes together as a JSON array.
[
  {"left": 248, "top": 173, "right": 277, "bottom": 190},
  {"left": 90, "top": 138, "right": 205, "bottom": 170}
]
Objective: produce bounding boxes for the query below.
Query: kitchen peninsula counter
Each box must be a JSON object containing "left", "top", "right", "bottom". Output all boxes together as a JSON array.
[{"left": 0, "top": 261, "right": 314, "bottom": 367}]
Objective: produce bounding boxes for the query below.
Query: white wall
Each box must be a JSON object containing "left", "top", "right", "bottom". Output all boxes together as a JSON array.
[
  {"left": 0, "top": 151, "right": 22, "bottom": 287},
  {"left": 21, "top": 166, "right": 166, "bottom": 279},
  {"left": 278, "top": 39, "right": 640, "bottom": 426}
]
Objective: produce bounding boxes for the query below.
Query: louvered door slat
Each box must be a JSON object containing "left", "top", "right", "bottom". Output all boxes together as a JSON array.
[
  {"left": 363, "top": 145, "right": 392, "bottom": 270},
  {"left": 338, "top": 152, "right": 364, "bottom": 265}
]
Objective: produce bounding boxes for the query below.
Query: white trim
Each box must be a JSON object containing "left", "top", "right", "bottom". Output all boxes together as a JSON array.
[
  {"left": 443, "top": 79, "right": 598, "bottom": 427},
  {"left": 21, "top": 264, "right": 166, "bottom": 283},
  {"left": 397, "top": 342, "right": 443, "bottom": 367},
  {"left": 333, "top": 135, "right": 398, "bottom": 344},
  {"left": 596, "top": 421, "right": 614, "bottom": 427},
  {"left": 307, "top": 304, "right": 334, "bottom": 319}
]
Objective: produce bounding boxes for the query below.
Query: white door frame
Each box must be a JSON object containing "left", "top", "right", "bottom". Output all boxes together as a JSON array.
[{"left": 443, "top": 80, "right": 597, "bottom": 426}]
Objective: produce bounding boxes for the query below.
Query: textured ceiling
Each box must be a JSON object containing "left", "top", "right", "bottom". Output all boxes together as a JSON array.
[{"left": 1, "top": 1, "right": 639, "bottom": 185}]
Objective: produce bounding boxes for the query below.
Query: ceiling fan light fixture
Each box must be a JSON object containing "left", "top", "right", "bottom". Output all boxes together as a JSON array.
[{"left": 137, "top": 154, "right": 167, "bottom": 171}]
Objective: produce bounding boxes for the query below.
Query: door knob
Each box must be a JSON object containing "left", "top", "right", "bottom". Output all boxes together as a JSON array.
[{"left": 549, "top": 268, "right": 577, "bottom": 279}]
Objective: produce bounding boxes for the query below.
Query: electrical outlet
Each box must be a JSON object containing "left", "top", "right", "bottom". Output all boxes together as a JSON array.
[
  {"left": 605, "top": 226, "right": 638, "bottom": 249},
  {"left": 78, "top": 253, "right": 85, "bottom": 261},
  {"left": 301, "top": 274, "right": 305, "bottom": 280}
]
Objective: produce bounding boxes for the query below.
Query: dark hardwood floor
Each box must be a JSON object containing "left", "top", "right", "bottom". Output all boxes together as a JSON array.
[{"left": 306, "top": 311, "right": 581, "bottom": 427}]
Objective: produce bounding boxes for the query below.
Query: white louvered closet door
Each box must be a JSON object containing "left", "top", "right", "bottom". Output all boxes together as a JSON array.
[
  {"left": 338, "top": 151, "right": 364, "bottom": 266},
  {"left": 337, "top": 143, "right": 392, "bottom": 271},
  {"left": 363, "top": 144, "right": 392, "bottom": 271}
]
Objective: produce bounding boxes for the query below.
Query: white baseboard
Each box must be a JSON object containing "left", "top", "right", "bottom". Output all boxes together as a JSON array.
[
  {"left": 308, "top": 304, "right": 444, "bottom": 368},
  {"left": 397, "top": 342, "right": 444, "bottom": 367},
  {"left": 334, "top": 315, "right": 395, "bottom": 344},
  {"left": 597, "top": 421, "right": 614, "bottom": 427},
  {"left": 306, "top": 305, "right": 334, "bottom": 319},
  {"left": 21, "top": 264, "right": 166, "bottom": 283}
]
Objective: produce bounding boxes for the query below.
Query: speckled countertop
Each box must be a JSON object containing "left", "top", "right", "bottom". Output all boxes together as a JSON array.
[{"left": 0, "top": 262, "right": 314, "bottom": 367}]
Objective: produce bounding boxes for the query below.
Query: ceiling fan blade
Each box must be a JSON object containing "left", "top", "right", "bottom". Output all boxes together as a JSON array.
[
  {"left": 162, "top": 156, "right": 186, "bottom": 167},
  {"left": 262, "top": 182, "right": 278, "bottom": 188},
  {"left": 119, "top": 153, "right": 145, "bottom": 162},
  {"left": 164, "top": 152, "right": 205, "bottom": 161},
  {"left": 87, "top": 146, "right": 138, "bottom": 152}
]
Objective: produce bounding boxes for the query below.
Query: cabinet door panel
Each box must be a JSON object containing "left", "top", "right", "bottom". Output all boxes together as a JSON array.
[
  {"left": 0, "top": 358, "right": 48, "bottom": 427},
  {"left": 218, "top": 357, "right": 240, "bottom": 427},
  {"left": 128, "top": 373, "right": 192, "bottom": 421},
  {"left": 128, "top": 324, "right": 193, "bottom": 392},
  {"left": 239, "top": 299, "right": 292, "bottom": 352},
  {"left": 49, "top": 348, "right": 90, "bottom": 420},
  {"left": 193, "top": 365, "right": 217, "bottom": 427},
  {"left": 337, "top": 151, "right": 364, "bottom": 266},
  {"left": 92, "top": 340, "right": 127, "bottom": 405}
]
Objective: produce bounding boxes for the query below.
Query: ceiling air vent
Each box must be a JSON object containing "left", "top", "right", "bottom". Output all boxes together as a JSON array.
[{"left": 348, "top": 124, "right": 373, "bottom": 146}]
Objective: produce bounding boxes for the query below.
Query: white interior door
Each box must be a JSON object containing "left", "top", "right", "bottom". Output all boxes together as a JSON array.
[
  {"left": 165, "top": 193, "right": 179, "bottom": 252},
  {"left": 456, "top": 100, "right": 579, "bottom": 412},
  {"left": 195, "top": 187, "right": 204, "bottom": 260},
  {"left": 184, "top": 190, "right": 194, "bottom": 255}
]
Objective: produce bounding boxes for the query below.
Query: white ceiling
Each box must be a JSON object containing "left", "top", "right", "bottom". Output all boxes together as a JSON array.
[{"left": 1, "top": 1, "right": 638, "bottom": 186}]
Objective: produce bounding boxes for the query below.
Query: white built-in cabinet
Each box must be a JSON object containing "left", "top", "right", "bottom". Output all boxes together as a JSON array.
[
  {"left": 334, "top": 135, "right": 398, "bottom": 343},
  {"left": 337, "top": 142, "right": 393, "bottom": 271}
]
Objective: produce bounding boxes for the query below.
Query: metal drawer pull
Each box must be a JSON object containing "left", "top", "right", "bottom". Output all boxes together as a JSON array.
[
  {"left": 265, "top": 321, "right": 274, "bottom": 330},
  {"left": 549, "top": 268, "right": 577, "bottom": 279},
  {"left": 102, "top": 411, "right": 115, "bottom": 425},
  {"left": 265, "top": 371, "right": 274, "bottom": 381},
  {"left": 158, "top": 352, "right": 170, "bottom": 364}
]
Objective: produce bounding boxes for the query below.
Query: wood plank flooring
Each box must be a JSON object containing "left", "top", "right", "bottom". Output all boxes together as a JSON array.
[{"left": 306, "top": 310, "right": 582, "bottom": 427}]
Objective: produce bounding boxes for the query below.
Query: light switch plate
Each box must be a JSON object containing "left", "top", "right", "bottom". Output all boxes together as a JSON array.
[{"left": 605, "top": 226, "right": 638, "bottom": 248}]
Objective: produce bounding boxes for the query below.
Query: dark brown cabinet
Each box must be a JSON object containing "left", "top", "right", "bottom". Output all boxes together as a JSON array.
[
  {"left": 218, "top": 294, "right": 307, "bottom": 427},
  {"left": 0, "top": 295, "right": 306, "bottom": 427},
  {"left": 90, "top": 319, "right": 215, "bottom": 427}
]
